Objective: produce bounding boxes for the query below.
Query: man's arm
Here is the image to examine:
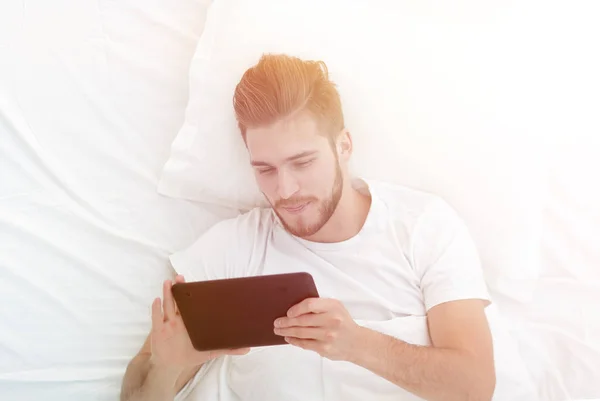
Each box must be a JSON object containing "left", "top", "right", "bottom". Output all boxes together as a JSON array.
[
  {"left": 275, "top": 297, "right": 495, "bottom": 401},
  {"left": 120, "top": 332, "right": 202, "bottom": 401},
  {"left": 349, "top": 299, "right": 495, "bottom": 401},
  {"left": 120, "top": 275, "right": 250, "bottom": 401}
]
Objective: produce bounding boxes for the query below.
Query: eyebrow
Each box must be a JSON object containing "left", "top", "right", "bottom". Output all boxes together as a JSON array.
[{"left": 251, "top": 150, "right": 318, "bottom": 167}]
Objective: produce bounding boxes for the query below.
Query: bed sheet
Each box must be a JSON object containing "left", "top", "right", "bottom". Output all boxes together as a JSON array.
[
  {"left": 1, "top": 1, "right": 600, "bottom": 401},
  {"left": 0, "top": 1, "right": 236, "bottom": 400},
  {"left": 506, "top": 278, "right": 600, "bottom": 401},
  {"left": 496, "top": 139, "right": 600, "bottom": 401}
]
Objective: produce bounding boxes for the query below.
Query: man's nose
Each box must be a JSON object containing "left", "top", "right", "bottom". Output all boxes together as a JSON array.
[{"left": 277, "top": 170, "right": 299, "bottom": 200}]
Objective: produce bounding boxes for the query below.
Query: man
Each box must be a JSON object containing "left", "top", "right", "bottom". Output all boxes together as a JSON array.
[{"left": 121, "top": 54, "right": 496, "bottom": 401}]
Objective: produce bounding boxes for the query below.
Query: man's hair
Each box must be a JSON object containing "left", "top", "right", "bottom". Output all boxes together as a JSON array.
[{"left": 233, "top": 53, "right": 344, "bottom": 144}]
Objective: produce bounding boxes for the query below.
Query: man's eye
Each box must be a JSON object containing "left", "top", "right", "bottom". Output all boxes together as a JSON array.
[
  {"left": 296, "top": 160, "right": 314, "bottom": 168},
  {"left": 258, "top": 167, "right": 274, "bottom": 175}
]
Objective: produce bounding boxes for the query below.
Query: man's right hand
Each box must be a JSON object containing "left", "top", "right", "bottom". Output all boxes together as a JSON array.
[{"left": 149, "top": 274, "right": 251, "bottom": 370}]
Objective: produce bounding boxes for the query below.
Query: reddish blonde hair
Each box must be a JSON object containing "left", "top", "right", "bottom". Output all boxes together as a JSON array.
[{"left": 233, "top": 53, "right": 344, "bottom": 143}]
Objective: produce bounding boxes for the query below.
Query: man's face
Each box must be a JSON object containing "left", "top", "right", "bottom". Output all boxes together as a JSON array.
[{"left": 245, "top": 112, "right": 344, "bottom": 238}]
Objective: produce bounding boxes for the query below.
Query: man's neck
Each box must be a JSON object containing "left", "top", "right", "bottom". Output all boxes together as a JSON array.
[{"left": 304, "top": 186, "right": 372, "bottom": 244}]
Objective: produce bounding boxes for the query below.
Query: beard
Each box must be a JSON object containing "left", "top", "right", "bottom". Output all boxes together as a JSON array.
[{"left": 272, "top": 163, "right": 343, "bottom": 239}]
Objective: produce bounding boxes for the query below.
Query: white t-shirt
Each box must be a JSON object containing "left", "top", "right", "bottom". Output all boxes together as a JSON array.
[{"left": 170, "top": 179, "right": 491, "bottom": 401}]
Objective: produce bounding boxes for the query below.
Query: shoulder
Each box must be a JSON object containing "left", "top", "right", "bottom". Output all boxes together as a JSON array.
[
  {"left": 169, "top": 207, "right": 276, "bottom": 280},
  {"left": 193, "top": 206, "right": 277, "bottom": 260},
  {"left": 367, "top": 180, "right": 471, "bottom": 267},
  {"left": 203, "top": 206, "right": 275, "bottom": 240},
  {"left": 368, "top": 180, "right": 458, "bottom": 232}
]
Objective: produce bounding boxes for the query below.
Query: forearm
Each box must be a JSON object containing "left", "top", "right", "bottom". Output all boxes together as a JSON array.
[
  {"left": 120, "top": 354, "right": 182, "bottom": 401},
  {"left": 349, "top": 327, "right": 495, "bottom": 401}
]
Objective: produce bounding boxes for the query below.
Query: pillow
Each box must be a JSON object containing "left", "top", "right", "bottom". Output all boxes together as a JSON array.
[{"left": 158, "top": 0, "right": 547, "bottom": 302}]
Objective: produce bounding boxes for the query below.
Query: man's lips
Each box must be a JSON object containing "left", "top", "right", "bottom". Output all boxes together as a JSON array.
[{"left": 281, "top": 202, "right": 310, "bottom": 214}]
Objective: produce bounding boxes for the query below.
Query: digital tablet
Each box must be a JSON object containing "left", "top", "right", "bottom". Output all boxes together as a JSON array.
[{"left": 171, "top": 272, "right": 320, "bottom": 351}]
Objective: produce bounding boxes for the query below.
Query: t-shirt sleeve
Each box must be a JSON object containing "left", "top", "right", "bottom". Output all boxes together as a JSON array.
[
  {"left": 411, "top": 198, "right": 491, "bottom": 312},
  {"left": 169, "top": 216, "right": 251, "bottom": 282}
]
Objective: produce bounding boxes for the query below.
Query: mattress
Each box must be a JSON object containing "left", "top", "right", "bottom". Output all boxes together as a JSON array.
[{"left": 1, "top": 1, "right": 599, "bottom": 400}]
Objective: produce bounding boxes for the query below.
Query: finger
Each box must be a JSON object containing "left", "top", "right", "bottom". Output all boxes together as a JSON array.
[
  {"left": 284, "top": 337, "right": 318, "bottom": 351},
  {"left": 162, "top": 280, "right": 176, "bottom": 320},
  {"left": 275, "top": 326, "right": 327, "bottom": 340},
  {"left": 172, "top": 276, "right": 185, "bottom": 315},
  {"left": 275, "top": 312, "right": 330, "bottom": 328},
  {"left": 151, "top": 298, "right": 163, "bottom": 331},
  {"left": 287, "top": 298, "right": 334, "bottom": 318}
]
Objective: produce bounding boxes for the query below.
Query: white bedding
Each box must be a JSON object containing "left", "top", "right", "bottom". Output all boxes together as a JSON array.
[
  {"left": 1, "top": 1, "right": 236, "bottom": 399},
  {"left": 499, "top": 144, "right": 600, "bottom": 400},
  {"left": 1, "top": 1, "right": 599, "bottom": 400}
]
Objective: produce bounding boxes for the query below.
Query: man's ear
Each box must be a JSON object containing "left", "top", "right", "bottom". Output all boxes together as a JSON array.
[{"left": 337, "top": 129, "right": 353, "bottom": 160}]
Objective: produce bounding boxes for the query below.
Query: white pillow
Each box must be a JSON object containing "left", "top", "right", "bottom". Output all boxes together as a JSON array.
[{"left": 158, "top": 0, "right": 548, "bottom": 302}]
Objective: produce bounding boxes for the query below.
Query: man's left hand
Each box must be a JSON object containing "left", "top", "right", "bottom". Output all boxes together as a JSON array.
[{"left": 273, "top": 297, "right": 363, "bottom": 361}]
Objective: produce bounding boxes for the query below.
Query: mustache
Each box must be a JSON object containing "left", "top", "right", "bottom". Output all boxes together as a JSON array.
[{"left": 275, "top": 197, "right": 316, "bottom": 208}]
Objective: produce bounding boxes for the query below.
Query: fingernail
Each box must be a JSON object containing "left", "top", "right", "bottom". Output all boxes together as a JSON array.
[{"left": 274, "top": 319, "right": 280, "bottom": 328}]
